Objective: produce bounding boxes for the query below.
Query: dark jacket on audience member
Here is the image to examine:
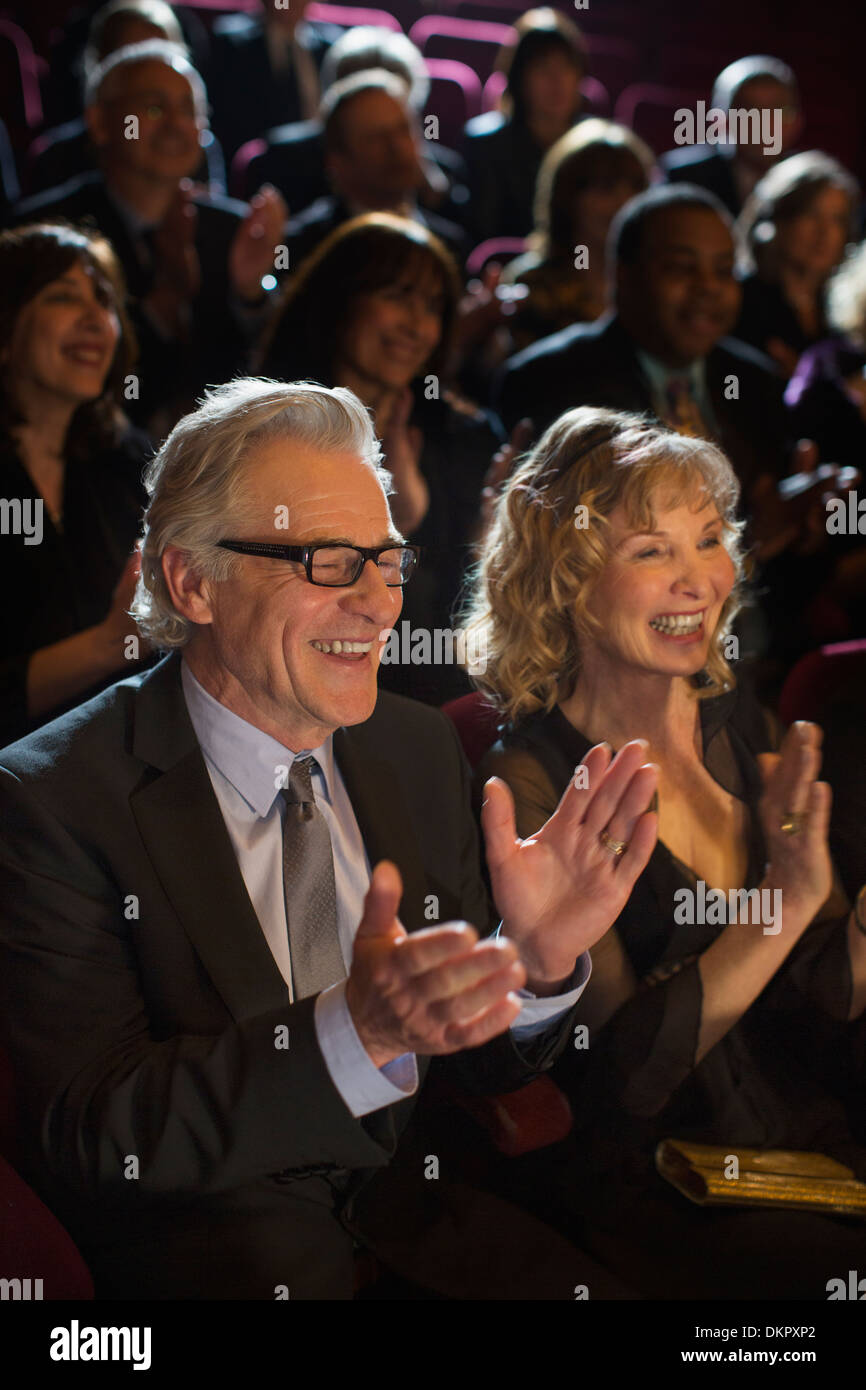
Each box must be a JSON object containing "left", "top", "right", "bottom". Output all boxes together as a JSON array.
[
  {"left": 463, "top": 111, "right": 558, "bottom": 245},
  {"left": 283, "top": 195, "right": 466, "bottom": 276},
  {"left": 0, "top": 424, "right": 151, "bottom": 748},
  {"left": 0, "top": 653, "right": 579, "bottom": 1299},
  {"left": 659, "top": 145, "right": 744, "bottom": 218},
  {"left": 735, "top": 272, "right": 829, "bottom": 369},
  {"left": 12, "top": 172, "right": 259, "bottom": 429},
  {"left": 495, "top": 313, "right": 789, "bottom": 497},
  {"left": 207, "top": 12, "right": 341, "bottom": 159}
]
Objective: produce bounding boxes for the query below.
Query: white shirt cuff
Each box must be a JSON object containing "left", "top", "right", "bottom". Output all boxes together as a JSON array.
[
  {"left": 510, "top": 950, "right": 592, "bottom": 1039},
  {"left": 314, "top": 979, "right": 419, "bottom": 1118}
]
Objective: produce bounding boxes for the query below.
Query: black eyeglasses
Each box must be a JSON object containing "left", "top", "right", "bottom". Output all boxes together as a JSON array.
[{"left": 216, "top": 540, "right": 420, "bottom": 587}]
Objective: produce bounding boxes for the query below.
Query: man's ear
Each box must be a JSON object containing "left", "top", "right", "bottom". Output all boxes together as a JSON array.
[{"left": 162, "top": 547, "right": 216, "bottom": 628}]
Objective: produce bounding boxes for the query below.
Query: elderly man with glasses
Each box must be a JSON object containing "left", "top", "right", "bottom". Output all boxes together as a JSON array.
[{"left": 0, "top": 379, "right": 657, "bottom": 1301}]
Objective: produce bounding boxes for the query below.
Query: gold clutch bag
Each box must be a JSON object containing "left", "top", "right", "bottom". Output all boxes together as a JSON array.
[{"left": 655, "top": 1139, "right": 866, "bottom": 1219}]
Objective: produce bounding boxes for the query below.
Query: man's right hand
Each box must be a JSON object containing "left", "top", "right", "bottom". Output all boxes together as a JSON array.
[{"left": 345, "top": 861, "right": 525, "bottom": 1068}]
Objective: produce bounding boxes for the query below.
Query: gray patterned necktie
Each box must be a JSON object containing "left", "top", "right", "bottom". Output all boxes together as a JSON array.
[{"left": 280, "top": 756, "right": 344, "bottom": 1000}]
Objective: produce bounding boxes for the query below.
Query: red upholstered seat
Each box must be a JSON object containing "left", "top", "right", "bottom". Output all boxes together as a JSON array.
[
  {"left": 441, "top": 690, "right": 502, "bottom": 766},
  {"left": 778, "top": 639, "right": 866, "bottom": 727},
  {"left": 0, "top": 1044, "right": 94, "bottom": 1299}
]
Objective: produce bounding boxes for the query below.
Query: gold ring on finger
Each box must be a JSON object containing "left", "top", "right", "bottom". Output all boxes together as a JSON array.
[
  {"left": 600, "top": 828, "right": 629, "bottom": 857},
  {"left": 780, "top": 810, "right": 808, "bottom": 836}
]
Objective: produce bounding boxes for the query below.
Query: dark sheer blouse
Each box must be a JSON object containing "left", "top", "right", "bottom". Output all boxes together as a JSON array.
[
  {"left": 0, "top": 427, "right": 151, "bottom": 748},
  {"left": 478, "top": 681, "right": 862, "bottom": 1180}
]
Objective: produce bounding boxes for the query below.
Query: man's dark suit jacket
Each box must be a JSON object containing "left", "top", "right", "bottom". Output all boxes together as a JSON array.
[
  {"left": 658, "top": 146, "right": 743, "bottom": 218},
  {"left": 495, "top": 314, "right": 789, "bottom": 497},
  {"left": 284, "top": 195, "right": 467, "bottom": 274},
  {"left": 12, "top": 172, "right": 254, "bottom": 429},
  {"left": 0, "top": 654, "right": 576, "bottom": 1299},
  {"left": 207, "top": 13, "right": 341, "bottom": 160}
]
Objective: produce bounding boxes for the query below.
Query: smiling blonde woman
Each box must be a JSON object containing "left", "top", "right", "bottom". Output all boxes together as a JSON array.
[{"left": 460, "top": 404, "right": 866, "bottom": 1300}]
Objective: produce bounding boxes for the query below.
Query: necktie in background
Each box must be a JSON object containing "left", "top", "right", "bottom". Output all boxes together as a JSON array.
[
  {"left": 281, "top": 756, "right": 345, "bottom": 1000},
  {"left": 663, "top": 375, "right": 712, "bottom": 439}
]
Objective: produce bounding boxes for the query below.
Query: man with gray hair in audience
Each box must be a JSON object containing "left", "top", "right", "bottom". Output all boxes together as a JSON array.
[{"left": 0, "top": 377, "right": 657, "bottom": 1300}]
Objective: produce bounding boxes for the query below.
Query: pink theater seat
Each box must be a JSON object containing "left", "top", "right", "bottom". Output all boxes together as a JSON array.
[
  {"left": 465, "top": 236, "right": 526, "bottom": 278},
  {"left": 0, "top": 19, "right": 45, "bottom": 137},
  {"left": 410, "top": 15, "right": 516, "bottom": 84},
  {"left": 306, "top": 3, "right": 402, "bottom": 32},
  {"left": 229, "top": 136, "right": 267, "bottom": 201},
  {"left": 615, "top": 82, "right": 706, "bottom": 156},
  {"left": 582, "top": 33, "right": 641, "bottom": 104},
  {"left": 425, "top": 58, "right": 482, "bottom": 145}
]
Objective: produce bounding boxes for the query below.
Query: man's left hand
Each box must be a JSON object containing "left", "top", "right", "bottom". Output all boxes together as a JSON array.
[
  {"left": 481, "top": 740, "right": 658, "bottom": 993},
  {"left": 229, "top": 184, "right": 289, "bottom": 304}
]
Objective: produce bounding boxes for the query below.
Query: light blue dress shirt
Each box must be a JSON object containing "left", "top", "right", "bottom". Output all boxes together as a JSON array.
[{"left": 181, "top": 662, "right": 589, "bottom": 1118}]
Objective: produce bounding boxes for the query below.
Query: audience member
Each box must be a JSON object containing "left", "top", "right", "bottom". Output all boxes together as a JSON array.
[
  {"left": 463, "top": 406, "right": 866, "bottom": 1298},
  {"left": 736, "top": 151, "right": 860, "bottom": 377},
  {"left": 0, "top": 376, "right": 658, "bottom": 1299},
  {"left": 26, "top": 1, "right": 226, "bottom": 198},
  {"left": 239, "top": 27, "right": 469, "bottom": 229},
  {"left": 0, "top": 223, "right": 151, "bottom": 747},
  {"left": 207, "top": 0, "right": 342, "bottom": 161},
  {"left": 502, "top": 118, "right": 654, "bottom": 351},
  {"left": 283, "top": 71, "right": 466, "bottom": 274},
  {"left": 14, "top": 41, "right": 286, "bottom": 435},
  {"left": 661, "top": 56, "right": 803, "bottom": 217},
  {"left": 259, "top": 213, "right": 501, "bottom": 704},
  {"left": 785, "top": 240, "right": 866, "bottom": 467},
  {"left": 497, "top": 185, "right": 788, "bottom": 505},
  {"left": 464, "top": 9, "right": 587, "bottom": 245}
]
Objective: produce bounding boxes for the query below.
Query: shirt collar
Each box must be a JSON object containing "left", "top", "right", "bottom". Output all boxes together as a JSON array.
[
  {"left": 636, "top": 348, "right": 707, "bottom": 398},
  {"left": 181, "top": 660, "right": 336, "bottom": 818}
]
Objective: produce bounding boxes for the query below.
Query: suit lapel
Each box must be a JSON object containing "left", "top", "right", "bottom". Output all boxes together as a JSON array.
[
  {"left": 334, "top": 720, "right": 430, "bottom": 935},
  {"left": 129, "top": 656, "right": 290, "bottom": 1023}
]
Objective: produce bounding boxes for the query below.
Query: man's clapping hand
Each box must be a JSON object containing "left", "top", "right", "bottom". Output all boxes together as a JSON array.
[{"left": 346, "top": 860, "right": 526, "bottom": 1068}]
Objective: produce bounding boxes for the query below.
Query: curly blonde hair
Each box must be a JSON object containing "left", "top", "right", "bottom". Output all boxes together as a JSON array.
[{"left": 460, "top": 407, "right": 746, "bottom": 724}]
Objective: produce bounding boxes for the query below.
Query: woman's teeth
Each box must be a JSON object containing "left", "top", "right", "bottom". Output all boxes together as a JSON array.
[
  {"left": 649, "top": 613, "right": 703, "bottom": 635},
  {"left": 311, "top": 640, "right": 372, "bottom": 655}
]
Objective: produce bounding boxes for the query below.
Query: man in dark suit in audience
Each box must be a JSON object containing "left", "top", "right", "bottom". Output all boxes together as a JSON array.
[
  {"left": 496, "top": 184, "right": 789, "bottom": 504},
  {"left": 660, "top": 56, "right": 803, "bottom": 217},
  {"left": 13, "top": 40, "right": 286, "bottom": 433},
  {"left": 238, "top": 26, "right": 469, "bottom": 231},
  {"left": 0, "top": 378, "right": 658, "bottom": 1300},
  {"left": 207, "top": 0, "right": 342, "bottom": 161},
  {"left": 284, "top": 70, "right": 466, "bottom": 274}
]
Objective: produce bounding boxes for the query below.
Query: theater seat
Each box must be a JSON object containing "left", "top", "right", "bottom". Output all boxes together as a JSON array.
[
  {"left": 306, "top": 3, "right": 402, "bottom": 32},
  {"left": 425, "top": 58, "right": 483, "bottom": 147},
  {"left": 441, "top": 690, "right": 502, "bottom": 766},
  {"left": 614, "top": 82, "right": 705, "bottom": 156},
  {"left": 0, "top": 1043, "right": 94, "bottom": 1299},
  {"left": 778, "top": 639, "right": 866, "bottom": 727}
]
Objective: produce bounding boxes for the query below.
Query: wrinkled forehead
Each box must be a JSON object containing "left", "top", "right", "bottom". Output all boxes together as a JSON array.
[{"left": 242, "top": 438, "right": 393, "bottom": 539}]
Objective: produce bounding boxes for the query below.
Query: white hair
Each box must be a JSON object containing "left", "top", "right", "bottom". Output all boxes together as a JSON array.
[{"left": 132, "top": 378, "right": 391, "bottom": 650}]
